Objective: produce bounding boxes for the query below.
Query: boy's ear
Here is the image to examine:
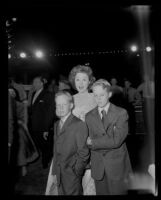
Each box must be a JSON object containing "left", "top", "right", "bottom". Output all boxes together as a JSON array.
[{"left": 109, "top": 91, "right": 112, "bottom": 98}]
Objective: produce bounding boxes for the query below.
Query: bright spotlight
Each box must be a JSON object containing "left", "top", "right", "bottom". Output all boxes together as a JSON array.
[
  {"left": 12, "top": 18, "right": 17, "bottom": 22},
  {"left": 130, "top": 45, "right": 138, "bottom": 52},
  {"left": 35, "top": 50, "right": 44, "bottom": 58},
  {"left": 8, "top": 54, "right": 11, "bottom": 59},
  {"left": 20, "top": 52, "right": 27, "bottom": 58},
  {"left": 146, "top": 46, "right": 152, "bottom": 52}
]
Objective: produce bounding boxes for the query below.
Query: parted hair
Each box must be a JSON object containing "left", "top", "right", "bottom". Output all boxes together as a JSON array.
[
  {"left": 55, "top": 90, "right": 74, "bottom": 104},
  {"left": 68, "top": 64, "right": 95, "bottom": 90},
  {"left": 91, "top": 79, "right": 111, "bottom": 92}
]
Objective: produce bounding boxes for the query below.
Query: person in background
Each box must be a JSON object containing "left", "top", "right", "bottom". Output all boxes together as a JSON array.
[
  {"left": 110, "top": 77, "right": 124, "bottom": 106},
  {"left": 123, "top": 79, "right": 141, "bottom": 135},
  {"left": 47, "top": 78, "right": 58, "bottom": 94},
  {"left": 8, "top": 88, "right": 38, "bottom": 177},
  {"left": 8, "top": 90, "right": 16, "bottom": 163},
  {"left": 58, "top": 75, "right": 74, "bottom": 94},
  {"left": 86, "top": 79, "right": 132, "bottom": 195},
  {"left": 9, "top": 77, "right": 27, "bottom": 103},
  {"left": 28, "top": 75, "right": 55, "bottom": 169},
  {"left": 136, "top": 72, "right": 155, "bottom": 172},
  {"left": 46, "top": 91, "right": 89, "bottom": 195}
]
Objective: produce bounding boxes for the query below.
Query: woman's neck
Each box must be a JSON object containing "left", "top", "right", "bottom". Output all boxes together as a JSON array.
[{"left": 78, "top": 90, "right": 89, "bottom": 95}]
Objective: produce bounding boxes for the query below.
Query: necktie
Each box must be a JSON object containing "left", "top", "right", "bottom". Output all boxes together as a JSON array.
[
  {"left": 57, "top": 120, "right": 63, "bottom": 135},
  {"left": 101, "top": 110, "right": 106, "bottom": 127},
  {"left": 59, "top": 120, "right": 64, "bottom": 130}
]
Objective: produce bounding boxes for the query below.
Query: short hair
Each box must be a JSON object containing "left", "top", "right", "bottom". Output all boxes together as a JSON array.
[
  {"left": 33, "top": 75, "right": 47, "bottom": 84},
  {"left": 91, "top": 79, "right": 111, "bottom": 92},
  {"left": 68, "top": 64, "right": 95, "bottom": 90},
  {"left": 55, "top": 90, "right": 74, "bottom": 104}
]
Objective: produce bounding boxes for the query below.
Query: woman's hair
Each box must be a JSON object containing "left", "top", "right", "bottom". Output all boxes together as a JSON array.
[{"left": 68, "top": 64, "right": 95, "bottom": 91}]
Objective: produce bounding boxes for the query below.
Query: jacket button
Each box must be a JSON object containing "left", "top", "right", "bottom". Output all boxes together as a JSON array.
[
  {"left": 103, "top": 152, "right": 106, "bottom": 156},
  {"left": 102, "top": 133, "right": 105, "bottom": 136}
]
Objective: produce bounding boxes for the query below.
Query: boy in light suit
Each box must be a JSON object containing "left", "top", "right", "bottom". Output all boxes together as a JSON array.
[{"left": 85, "top": 79, "right": 132, "bottom": 195}]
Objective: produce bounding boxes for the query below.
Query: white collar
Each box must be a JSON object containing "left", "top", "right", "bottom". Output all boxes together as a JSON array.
[
  {"left": 35, "top": 87, "right": 43, "bottom": 95},
  {"left": 98, "top": 102, "right": 110, "bottom": 115},
  {"left": 60, "top": 112, "right": 71, "bottom": 124}
]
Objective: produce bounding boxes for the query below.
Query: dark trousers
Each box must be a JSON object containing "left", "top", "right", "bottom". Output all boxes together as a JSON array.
[
  {"left": 31, "top": 132, "right": 53, "bottom": 167},
  {"left": 95, "top": 171, "right": 128, "bottom": 195}
]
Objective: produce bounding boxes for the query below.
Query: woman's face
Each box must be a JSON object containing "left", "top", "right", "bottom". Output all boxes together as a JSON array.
[{"left": 75, "top": 72, "right": 90, "bottom": 93}]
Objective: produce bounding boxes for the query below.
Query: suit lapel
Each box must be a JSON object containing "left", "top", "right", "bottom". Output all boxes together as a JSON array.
[
  {"left": 92, "top": 107, "right": 105, "bottom": 133},
  {"left": 103, "top": 104, "right": 116, "bottom": 131},
  {"left": 91, "top": 104, "right": 116, "bottom": 133},
  {"left": 32, "top": 89, "right": 44, "bottom": 106},
  {"left": 57, "top": 114, "right": 74, "bottom": 137}
]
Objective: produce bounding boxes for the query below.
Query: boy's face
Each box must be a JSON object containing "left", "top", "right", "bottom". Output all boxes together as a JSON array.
[
  {"left": 93, "top": 85, "right": 112, "bottom": 108},
  {"left": 55, "top": 95, "right": 73, "bottom": 118}
]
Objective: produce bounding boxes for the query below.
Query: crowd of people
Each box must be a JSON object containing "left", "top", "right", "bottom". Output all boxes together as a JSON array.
[{"left": 8, "top": 64, "right": 155, "bottom": 195}]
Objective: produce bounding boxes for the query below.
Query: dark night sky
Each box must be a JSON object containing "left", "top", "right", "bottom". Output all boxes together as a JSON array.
[{"left": 7, "top": 3, "right": 156, "bottom": 86}]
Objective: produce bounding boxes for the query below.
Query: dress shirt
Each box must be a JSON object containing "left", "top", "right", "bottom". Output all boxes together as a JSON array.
[
  {"left": 32, "top": 88, "right": 43, "bottom": 104},
  {"left": 98, "top": 102, "right": 110, "bottom": 119},
  {"left": 59, "top": 112, "right": 71, "bottom": 128}
]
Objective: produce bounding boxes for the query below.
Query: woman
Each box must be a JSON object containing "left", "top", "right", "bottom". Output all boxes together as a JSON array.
[
  {"left": 69, "top": 64, "right": 97, "bottom": 195},
  {"left": 45, "top": 64, "right": 97, "bottom": 195}
]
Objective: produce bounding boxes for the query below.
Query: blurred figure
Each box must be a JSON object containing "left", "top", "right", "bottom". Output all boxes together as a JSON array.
[
  {"left": 28, "top": 75, "right": 55, "bottom": 169},
  {"left": 8, "top": 90, "right": 16, "bottom": 163},
  {"left": 8, "top": 88, "right": 38, "bottom": 177},
  {"left": 136, "top": 73, "right": 155, "bottom": 171},
  {"left": 110, "top": 77, "right": 124, "bottom": 106},
  {"left": 47, "top": 78, "right": 58, "bottom": 93},
  {"left": 8, "top": 90, "right": 17, "bottom": 194},
  {"left": 58, "top": 75, "right": 74, "bottom": 94},
  {"left": 9, "top": 77, "right": 27, "bottom": 103},
  {"left": 123, "top": 79, "right": 141, "bottom": 135}
]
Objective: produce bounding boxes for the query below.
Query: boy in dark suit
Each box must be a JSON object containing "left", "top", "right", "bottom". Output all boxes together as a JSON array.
[
  {"left": 51, "top": 91, "right": 89, "bottom": 195},
  {"left": 86, "top": 79, "right": 132, "bottom": 195}
]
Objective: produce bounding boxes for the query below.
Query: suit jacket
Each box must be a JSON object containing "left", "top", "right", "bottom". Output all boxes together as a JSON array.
[
  {"left": 85, "top": 103, "right": 132, "bottom": 181},
  {"left": 52, "top": 114, "right": 89, "bottom": 195},
  {"left": 28, "top": 89, "right": 55, "bottom": 133}
]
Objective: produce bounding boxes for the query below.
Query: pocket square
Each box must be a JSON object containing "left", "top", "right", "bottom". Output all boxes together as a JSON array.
[{"left": 39, "top": 100, "right": 44, "bottom": 103}]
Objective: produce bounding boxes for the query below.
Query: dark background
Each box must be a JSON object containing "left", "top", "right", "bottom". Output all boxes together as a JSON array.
[{"left": 6, "top": 2, "right": 157, "bottom": 86}]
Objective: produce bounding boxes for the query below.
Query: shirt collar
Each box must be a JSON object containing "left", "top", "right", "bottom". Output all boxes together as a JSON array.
[
  {"left": 35, "top": 87, "right": 43, "bottom": 95},
  {"left": 98, "top": 102, "right": 110, "bottom": 115},
  {"left": 60, "top": 112, "right": 71, "bottom": 124}
]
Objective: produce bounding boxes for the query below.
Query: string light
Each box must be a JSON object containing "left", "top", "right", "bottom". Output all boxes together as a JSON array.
[
  {"left": 8, "top": 47, "right": 153, "bottom": 60},
  {"left": 35, "top": 50, "right": 44, "bottom": 58},
  {"left": 146, "top": 46, "right": 152, "bottom": 52},
  {"left": 8, "top": 54, "right": 11, "bottom": 59},
  {"left": 20, "top": 52, "right": 27, "bottom": 58}
]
